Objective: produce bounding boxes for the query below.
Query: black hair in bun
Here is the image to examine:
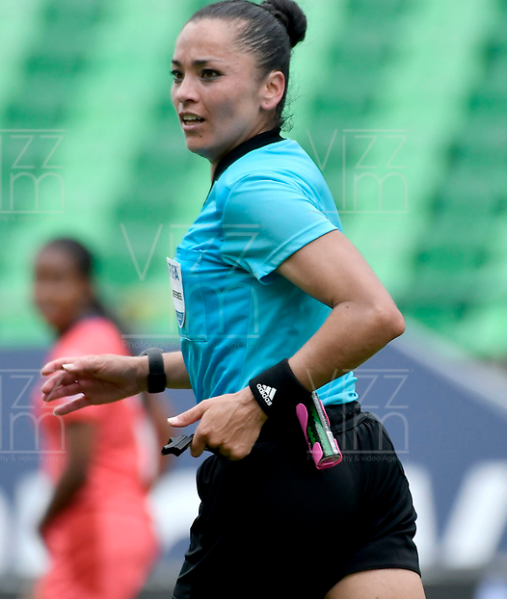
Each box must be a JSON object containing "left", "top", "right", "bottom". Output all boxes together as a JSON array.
[
  {"left": 260, "top": 0, "right": 307, "bottom": 49},
  {"left": 187, "top": 0, "right": 308, "bottom": 128}
]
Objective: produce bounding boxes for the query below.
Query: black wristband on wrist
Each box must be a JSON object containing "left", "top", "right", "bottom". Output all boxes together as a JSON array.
[
  {"left": 248, "top": 359, "right": 312, "bottom": 418},
  {"left": 140, "top": 348, "right": 167, "bottom": 393}
]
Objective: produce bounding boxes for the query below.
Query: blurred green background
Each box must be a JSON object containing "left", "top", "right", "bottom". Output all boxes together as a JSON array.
[{"left": 1, "top": 0, "right": 506, "bottom": 362}]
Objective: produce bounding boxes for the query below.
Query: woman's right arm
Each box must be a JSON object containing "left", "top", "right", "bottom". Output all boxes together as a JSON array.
[{"left": 41, "top": 351, "right": 191, "bottom": 415}]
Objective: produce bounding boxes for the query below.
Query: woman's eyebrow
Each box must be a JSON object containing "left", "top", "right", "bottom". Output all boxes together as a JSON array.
[{"left": 171, "top": 58, "right": 226, "bottom": 67}]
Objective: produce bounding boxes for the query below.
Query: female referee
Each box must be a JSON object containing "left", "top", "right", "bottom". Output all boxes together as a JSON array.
[{"left": 40, "top": 1, "right": 425, "bottom": 598}]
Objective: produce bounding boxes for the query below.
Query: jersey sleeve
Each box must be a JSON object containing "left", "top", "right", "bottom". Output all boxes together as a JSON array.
[{"left": 221, "top": 174, "right": 337, "bottom": 282}]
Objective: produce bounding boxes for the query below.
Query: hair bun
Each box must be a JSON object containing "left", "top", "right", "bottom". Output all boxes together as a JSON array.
[{"left": 261, "top": 0, "right": 307, "bottom": 48}]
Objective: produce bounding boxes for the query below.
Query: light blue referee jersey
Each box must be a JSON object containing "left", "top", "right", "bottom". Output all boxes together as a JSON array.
[{"left": 170, "top": 130, "right": 358, "bottom": 406}]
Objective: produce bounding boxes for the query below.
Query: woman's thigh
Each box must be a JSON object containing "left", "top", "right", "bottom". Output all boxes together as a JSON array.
[{"left": 325, "top": 568, "right": 425, "bottom": 599}]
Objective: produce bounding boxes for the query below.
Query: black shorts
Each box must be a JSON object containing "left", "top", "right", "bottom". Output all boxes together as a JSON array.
[{"left": 173, "top": 402, "right": 420, "bottom": 599}]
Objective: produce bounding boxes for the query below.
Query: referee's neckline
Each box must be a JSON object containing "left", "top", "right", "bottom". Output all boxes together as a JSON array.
[{"left": 211, "top": 128, "right": 284, "bottom": 184}]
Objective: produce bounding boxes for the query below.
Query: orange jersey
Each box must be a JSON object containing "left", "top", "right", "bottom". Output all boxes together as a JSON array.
[{"left": 33, "top": 316, "right": 158, "bottom": 599}]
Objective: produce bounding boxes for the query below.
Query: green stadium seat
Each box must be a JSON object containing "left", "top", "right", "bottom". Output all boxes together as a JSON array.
[
  {"left": 451, "top": 121, "right": 507, "bottom": 166},
  {"left": 43, "top": 0, "right": 103, "bottom": 28},
  {"left": 350, "top": 0, "right": 410, "bottom": 15},
  {"left": 453, "top": 302, "right": 507, "bottom": 356}
]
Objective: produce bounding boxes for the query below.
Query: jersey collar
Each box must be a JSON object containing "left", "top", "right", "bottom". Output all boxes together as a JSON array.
[{"left": 212, "top": 128, "right": 284, "bottom": 184}]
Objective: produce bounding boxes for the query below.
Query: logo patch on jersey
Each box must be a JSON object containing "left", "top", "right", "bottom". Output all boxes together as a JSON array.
[
  {"left": 166, "top": 258, "right": 185, "bottom": 327},
  {"left": 256, "top": 384, "right": 277, "bottom": 406}
]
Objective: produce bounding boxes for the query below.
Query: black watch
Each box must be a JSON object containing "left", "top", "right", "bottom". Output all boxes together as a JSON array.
[{"left": 140, "top": 348, "right": 167, "bottom": 393}]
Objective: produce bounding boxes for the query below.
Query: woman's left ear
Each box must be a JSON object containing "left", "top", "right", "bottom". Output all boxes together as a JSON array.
[{"left": 261, "top": 71, "right": 286, "bottom": 111}]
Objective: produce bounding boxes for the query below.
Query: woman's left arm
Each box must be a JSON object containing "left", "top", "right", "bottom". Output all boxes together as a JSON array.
[{"left": 278, "top": 229, "right": 405, "bottom": 390}]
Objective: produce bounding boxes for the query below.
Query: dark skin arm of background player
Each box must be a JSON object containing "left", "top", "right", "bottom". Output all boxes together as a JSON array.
[
  {"left": 39, "top": 396, "right": 173, "bottom": 537},
  {"left": 142, "top": 391, "right": 174, "bottom": 479},
  {"left": 38, "top": 421, "right": 94, "bottom": 536}
]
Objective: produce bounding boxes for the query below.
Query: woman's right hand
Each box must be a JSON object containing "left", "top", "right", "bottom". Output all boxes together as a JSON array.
[{"left": 40, "top": 354, "right": 148, "bottom": 415}]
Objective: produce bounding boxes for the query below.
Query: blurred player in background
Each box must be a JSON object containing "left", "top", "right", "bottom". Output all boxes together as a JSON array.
[{"left": 31, "top": 238, "right": 170, "bottom": 599}]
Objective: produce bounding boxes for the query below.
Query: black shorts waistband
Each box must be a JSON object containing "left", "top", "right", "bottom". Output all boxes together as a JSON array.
[
  {"left": 257, "top": 400, "right": 363, "bottom": 444},
  {"left": 326, "top": 400, "right": 361, "bottom": 418}
]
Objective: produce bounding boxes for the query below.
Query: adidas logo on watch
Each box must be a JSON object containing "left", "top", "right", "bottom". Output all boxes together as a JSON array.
[{"left": 256, "top": 383, "right": 277, "bottom": 406}]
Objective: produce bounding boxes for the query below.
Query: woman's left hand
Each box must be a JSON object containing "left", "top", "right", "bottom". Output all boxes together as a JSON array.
[{"left": 167, "top": 387, "right": 268, "bottom": 460}]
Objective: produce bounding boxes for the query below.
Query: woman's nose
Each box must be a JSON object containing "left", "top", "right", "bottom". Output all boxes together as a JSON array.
[{"left": 174, "top": 75, "right": 199, "bottom": 104}]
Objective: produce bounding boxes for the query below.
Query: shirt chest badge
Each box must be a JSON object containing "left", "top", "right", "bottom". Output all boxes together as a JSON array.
[{"left": 166, "top": 258, "right": 185, "bottom": 328}]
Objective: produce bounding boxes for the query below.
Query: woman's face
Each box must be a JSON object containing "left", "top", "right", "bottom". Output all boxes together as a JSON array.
[
  {"left": 33, "top": 247, "right": 92, "bottom": 334},
  {"left": 171, "top": 18, "right": 280, "bottom": 169}
]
